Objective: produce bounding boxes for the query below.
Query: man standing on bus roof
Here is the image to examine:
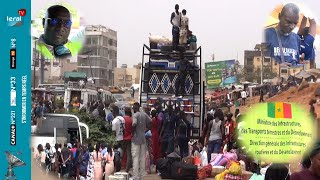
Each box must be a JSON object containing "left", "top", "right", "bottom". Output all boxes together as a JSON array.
[
  {"left": 37, "top": 5, "right": 76, "bottom": 59},
  {"left": 179, "top": 9, "right": 189, "bottom": 46},
  {"left": 171, "top": 4, "right": 181, "bottom": 51}
]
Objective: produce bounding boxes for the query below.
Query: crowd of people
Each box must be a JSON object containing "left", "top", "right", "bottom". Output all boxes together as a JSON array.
[
  {"left": 32, "top": 99, "right": 195, "bottom": 180},
  {"left": 31, "top": 82, "right": 320, "bottom": 180},
  {"left": 32, "top": 95, "right": 320, "bottom": 180},
  {"left": 33, "top": 140, "right": 121, "bottom": 180}
]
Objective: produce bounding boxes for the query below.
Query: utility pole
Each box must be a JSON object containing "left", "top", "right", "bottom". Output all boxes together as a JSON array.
[
  {"left": 82, "top": 50, "right": 94, "bottom": 84},
  {"left": 32, "top": 37, "right": 38, "bottom": 89},
  {"left": 40, "top": 53, "right": 45, "bottom": 85},
  {"left": 260, "top": 46, "right": 263, "bottom": 84},
  {"left": 34, "top": 34, "right": 46, "bottom": 85},
  {"left": 236, "top": 52, "right": 239, "bottom": 63},
  {"left": 255, "top": 43, "right": 267, "bottom": 84}
]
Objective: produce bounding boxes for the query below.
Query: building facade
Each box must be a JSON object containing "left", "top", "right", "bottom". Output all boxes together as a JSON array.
[
  {"left": 244, "top": 44, "right": 311, "bottom": 83},
  {"left": 77, "top": 25, "right": 117, "bottom": 88},
  {"left": 114, "top": 63, "right": 141, "bottom": 88},
  {"left": 32, "top": 45, "right": 78, "bottom": 88},
  {"left": 243, "top": 43, "right": 292, "bottom": 83},
  {"left": 244, "top": 49, "right": 273, "bottom": 83}
]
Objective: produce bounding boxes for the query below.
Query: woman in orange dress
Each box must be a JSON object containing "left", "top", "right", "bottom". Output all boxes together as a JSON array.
[{"left": 93, "top": 144, "right": 103, "bottom": 180}]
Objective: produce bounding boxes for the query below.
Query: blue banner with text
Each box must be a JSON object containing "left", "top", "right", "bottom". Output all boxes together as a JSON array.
[{"left": 0, "top": 1, "right": 31, "bottom": 180}]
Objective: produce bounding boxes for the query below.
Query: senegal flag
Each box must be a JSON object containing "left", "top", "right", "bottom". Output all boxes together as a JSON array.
[{"left": 268, "top": 102, "right": 292, "bottom": 118}]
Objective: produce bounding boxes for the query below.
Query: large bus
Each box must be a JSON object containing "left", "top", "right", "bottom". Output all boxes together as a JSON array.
[
  {"left": 37, "top": 83, "right": 64, "bottom": 92},
  {"left": 37, "top": 83, "right": 65, "bottom": 100},
  {"left": 31, "top": 114, "right": 89, "bottom": 149},
  {"left": 31, "top": 88, "right": 54, "bottom": 103},
  {"left": 64, "top": 81, "right": 113, "bottom": 108},
  {"left": 139, "top": 44, "right": 204, "bottom": 139}
]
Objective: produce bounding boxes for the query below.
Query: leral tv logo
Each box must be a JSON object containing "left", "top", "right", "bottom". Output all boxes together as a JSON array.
[{"left": 6, "top": 9, "right": 26, "bottom": 27}]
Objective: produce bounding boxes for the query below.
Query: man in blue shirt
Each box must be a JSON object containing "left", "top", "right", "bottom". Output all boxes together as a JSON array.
[
  {"left": 101, "top": 143, "right": 107, "bottom": 157},
  {"left": 298, "top": 16, "right": 316, "bottom": 68},
  {"left": 264, "top": 3, "right": 300, "bottom": 66},
  {"left": 106, "top": 103, "right": 123, "bottom": 124}
]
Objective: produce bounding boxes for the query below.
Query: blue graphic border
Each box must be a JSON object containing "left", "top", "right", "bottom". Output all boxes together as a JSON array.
[{"left": 0, "top": 1, "right": 31, "bottom": 180}]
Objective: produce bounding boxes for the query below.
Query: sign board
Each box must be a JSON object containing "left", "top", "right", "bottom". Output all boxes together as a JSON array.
[{"left": 205, "top": 60, "right": 237, "bottom": 88}]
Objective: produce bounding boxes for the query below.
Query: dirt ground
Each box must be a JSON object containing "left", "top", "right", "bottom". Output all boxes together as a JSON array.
[{"left": 232, "top": 83, "right": 320, "bottom": 117}]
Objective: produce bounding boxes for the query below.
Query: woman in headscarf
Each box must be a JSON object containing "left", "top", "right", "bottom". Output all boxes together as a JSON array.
[{"left": 291, "top": 141, "right": 320, "bottom": 180}]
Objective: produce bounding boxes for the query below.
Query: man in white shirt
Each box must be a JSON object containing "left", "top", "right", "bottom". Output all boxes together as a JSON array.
[
  {"left": 179, "top": 9, "right": 189, "bottom": 45},
  {"left": 170, "top": 4, "right": 181, "bottom": 51},
  {"left": 241, "top": 90, "right": 247, "bottom": 105},
  {"left": 112, "top": 106, "right": 125, "bottom": 148}
]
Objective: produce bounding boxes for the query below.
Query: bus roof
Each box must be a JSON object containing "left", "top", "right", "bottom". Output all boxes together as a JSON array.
[{"left": 32, "top": 88, "right": 49, "bottom": 92}]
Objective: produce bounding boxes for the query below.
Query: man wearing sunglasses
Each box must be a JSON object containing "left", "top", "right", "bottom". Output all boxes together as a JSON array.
[{"left": 37, "top": 5, "right": 74, "bottom": 59}]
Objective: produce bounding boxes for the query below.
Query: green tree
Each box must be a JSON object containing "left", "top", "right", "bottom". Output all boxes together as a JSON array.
[
  {"left": 253, "top": 68, "right": 262, "bottom": 84},
  {"left": 263, "top": 66, "right": 277, "bottom": 80},
  {"left": 75, "top": 112, "right": 116, "bottom": 145},
  {"left": 252, "top": 66, "right": 278, "bottom": 84},
  {"left": 235, "top": 61, "right": 245, "bottom": 83}
]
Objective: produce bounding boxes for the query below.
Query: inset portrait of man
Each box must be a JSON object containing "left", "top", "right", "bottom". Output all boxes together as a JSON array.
[
  {"left": 264, "top": 3, "right": 301, "bottom": 67},
  {"left": 36, "top": 5, "right": 76, "bottom": 59}
]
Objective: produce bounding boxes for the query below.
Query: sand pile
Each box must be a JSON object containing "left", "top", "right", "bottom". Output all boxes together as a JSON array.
[{"left": 232, "top": 83, "right": 320, "bottom": 115}]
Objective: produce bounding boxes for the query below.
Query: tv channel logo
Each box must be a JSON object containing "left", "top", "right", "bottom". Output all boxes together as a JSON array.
[
  {"left": 6, "top": 9, "right": 26, "bottom": 27},
  {"left": 10, "top": 38, "right": 16, "bottom": 69}
]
